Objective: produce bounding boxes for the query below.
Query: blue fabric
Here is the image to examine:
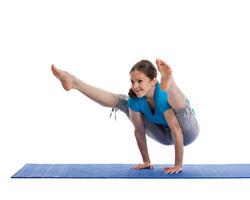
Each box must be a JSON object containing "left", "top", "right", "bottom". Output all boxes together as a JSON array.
[
  {"left": 128, "top": 82, "right": 171, "bottom": 127},
  {"left": 11, "top": 164, "right": 250, "bottom": 179}
]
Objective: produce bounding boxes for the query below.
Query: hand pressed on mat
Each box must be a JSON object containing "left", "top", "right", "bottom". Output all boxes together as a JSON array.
[
  {"left": 164, "top": 165, "right": 182, "bottom": 174},
  {"left": 131, "top": 163, "right": 154, "bottom": 170}
]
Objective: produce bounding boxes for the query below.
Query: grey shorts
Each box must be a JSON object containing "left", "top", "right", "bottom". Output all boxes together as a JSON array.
[{"left": 114, "top": 94, "right": 199, "bottom": 146}]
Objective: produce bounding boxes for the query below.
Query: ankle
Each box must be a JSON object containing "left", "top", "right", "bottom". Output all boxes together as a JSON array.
[
  {"left": 72, "top": 77, "right": 80, "bottom": 90},
  {"left": 166, "top": 80, "right": 176, "bottom": 91},
  {"left": 160, "top": 77, "right": 175, "bottom": 91}
]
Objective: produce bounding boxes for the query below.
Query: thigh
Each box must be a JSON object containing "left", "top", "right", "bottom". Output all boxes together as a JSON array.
[
  {"left": 174, "top": 99, "right": 200, "bottom": 146},
  {"left": 114, "top": 94, "right": 129, "bottom": 118},
  {"left": 143, "top": 116, "right": 174, "bottom": 145}
]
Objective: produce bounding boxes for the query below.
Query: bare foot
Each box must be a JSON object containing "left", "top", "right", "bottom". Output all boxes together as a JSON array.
[
  {"left": 156, "top": 59, "right": 174, "bottom": 90},
  {"left": 51, "top": 64, "right": 76, "bottom": 91}
]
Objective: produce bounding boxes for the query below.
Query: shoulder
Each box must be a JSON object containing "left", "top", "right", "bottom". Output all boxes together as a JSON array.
[
  {"left": 155, "top": 82, "right": 171, "bottom": 112},
  {"left": 128, "top": 97, "right": 145, "bottom": 112},
  {"left": 128, "top": 97, "right": 140, "bottom": 107},
  {"left": 155, "top": 82, "right": 168, "bottom": 100}
]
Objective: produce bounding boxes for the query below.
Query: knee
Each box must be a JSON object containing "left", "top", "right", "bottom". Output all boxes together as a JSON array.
[
  {"left": 114, "top": 94, "right": 129, "bottom": 117},
  {"left": 183, "top": 129, "right": 199, "bottom": 146}
]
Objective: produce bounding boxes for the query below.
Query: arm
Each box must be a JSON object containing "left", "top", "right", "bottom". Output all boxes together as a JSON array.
[
  {"left": 129, "top": 109, "right": 153, "bottom": 169},
  {"left": 164, "top": 108, "right": 183, "bottom": 173}
]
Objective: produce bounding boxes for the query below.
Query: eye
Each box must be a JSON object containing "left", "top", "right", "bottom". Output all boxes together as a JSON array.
[
  {"left": 130, "top": 80, "right": 134, "bottom": 84},
  {"left": 138, "top": 80, "right": 143, "bottom": 83}
]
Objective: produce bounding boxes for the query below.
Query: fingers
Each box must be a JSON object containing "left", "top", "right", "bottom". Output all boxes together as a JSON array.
[
  {"left": 131, "top": 163, "right": 154, "bottom": 170},
  {"left": 131, "top": 164, "right": 183, "bottom": 174},
  {"left": 131, "top": 164, "right": 150, "bottom": 170},
  {"left": 164, "top": 166, "right": 182, "bottom": 174}
]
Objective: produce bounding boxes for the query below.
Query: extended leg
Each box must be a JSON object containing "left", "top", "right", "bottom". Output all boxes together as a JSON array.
[
  {"left": 51, "top": 65, "right": 119, "bottom": 107},
  {"left": 156, "top": 59, "right": 185, "bottom": 110}
]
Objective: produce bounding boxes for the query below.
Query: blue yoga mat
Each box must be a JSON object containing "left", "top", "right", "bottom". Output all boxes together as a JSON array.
[{"left": 11, "top": 164, "right": 250, "bottom": 179}]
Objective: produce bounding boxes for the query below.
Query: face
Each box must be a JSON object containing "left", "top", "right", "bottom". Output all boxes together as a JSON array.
[{"left": 130, "top": 70, "right": 157, "bottom": 98}]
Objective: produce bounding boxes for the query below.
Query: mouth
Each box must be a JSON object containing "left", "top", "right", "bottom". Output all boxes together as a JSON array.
[
  {"left": 134, "top": 90, "right": 144, "bottom": 97},
  {"left": 134, "top": 90, "right": 142, "bottom": 94}
]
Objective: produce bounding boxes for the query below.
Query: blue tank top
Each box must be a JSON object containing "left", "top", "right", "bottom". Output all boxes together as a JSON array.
[{"left": 128, "top": 82, "right": 171, "bottom": 127}]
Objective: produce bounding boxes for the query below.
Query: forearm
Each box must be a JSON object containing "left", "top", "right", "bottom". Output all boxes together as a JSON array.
[
  {"left": 134, "top": 130, "right": 151, "bottom": 163},
  {"left": 164, "top": 109, "right": 184, "bottom": 167},
  {"left": 174, "top": 133, "right": 184, "bottom": 167}
]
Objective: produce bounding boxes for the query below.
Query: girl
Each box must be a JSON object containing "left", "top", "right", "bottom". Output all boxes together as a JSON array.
[{"left": 51, "top": 59, "right": 199, "bottom": 174}]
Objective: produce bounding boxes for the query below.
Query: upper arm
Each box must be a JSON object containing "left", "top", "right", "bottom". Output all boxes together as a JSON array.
[
  {"left": 164, "top": 109, "right": 182, "bottom": 135},
  {"left": 129, "top": 108, "right": 145, "bottom": 133}
]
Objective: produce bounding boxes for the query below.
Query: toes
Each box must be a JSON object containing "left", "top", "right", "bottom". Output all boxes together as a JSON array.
[
  {"left": 51, "top": 64, "right": 61, "bottom": 77},
  {"left": 156, "top": 59, "right": 172, "bottom": 73},
  {"left": 51, "top": 64, "right": 57, "bottom": 72},
  {"left": 156, "top": 59, "right": 161, "bottom": 66}
]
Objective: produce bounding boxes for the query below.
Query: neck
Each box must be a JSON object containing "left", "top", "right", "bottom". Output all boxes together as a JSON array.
[{"left": 145, "top": 84, "right": 156, "bottom": 99}]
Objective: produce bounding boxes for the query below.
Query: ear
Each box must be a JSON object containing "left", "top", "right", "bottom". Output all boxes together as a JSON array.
[{"left": 151, "top": 77, "right": 157, "bottom": 86}]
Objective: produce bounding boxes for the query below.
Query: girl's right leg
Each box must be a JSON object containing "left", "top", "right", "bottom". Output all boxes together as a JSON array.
[{"left": 51, "top": 65, "right": 119, "bottom": 108}]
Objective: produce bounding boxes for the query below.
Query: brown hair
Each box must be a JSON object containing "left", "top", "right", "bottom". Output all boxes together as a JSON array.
[{"left": 128, "top": 60, "right": 157, "bottom": 98}]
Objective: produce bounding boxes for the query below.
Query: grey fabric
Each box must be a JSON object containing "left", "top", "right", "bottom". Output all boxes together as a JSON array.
[{"left": 114, "top": 94, "right": 199, "bottom": 146}]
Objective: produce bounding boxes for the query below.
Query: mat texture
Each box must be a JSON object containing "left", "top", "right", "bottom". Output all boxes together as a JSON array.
[{"left": 11, "top": 164, "right": 250, "bottom": 179}]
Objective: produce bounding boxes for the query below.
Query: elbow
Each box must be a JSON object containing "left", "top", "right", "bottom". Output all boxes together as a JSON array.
[{"left": 172, "top": 129, "right": 183, "bottom": 140}]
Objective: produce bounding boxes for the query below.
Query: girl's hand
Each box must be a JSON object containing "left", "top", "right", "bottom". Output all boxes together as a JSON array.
[
  {"left": 164, "top": 165, "right": 182, "bottom": 174},
  {"left": 131, "top": 163, "right": 154, "bottom": 170}
]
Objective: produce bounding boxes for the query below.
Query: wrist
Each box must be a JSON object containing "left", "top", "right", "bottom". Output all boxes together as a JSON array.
[
  {"left": 174, "top": 163, "right": 182, "bottom": 168},
  {"left": 143, "top": 160, "right": 151, "bottom": 164}
]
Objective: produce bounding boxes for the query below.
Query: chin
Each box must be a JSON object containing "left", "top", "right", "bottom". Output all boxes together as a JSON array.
[{"left": 136, "top": 93, "right": 144, "bottom": 98}]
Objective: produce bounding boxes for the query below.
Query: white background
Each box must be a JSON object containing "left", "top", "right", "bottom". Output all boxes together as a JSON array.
[{"left": 1, "top": 0, "right": 250, "bottom": 199}]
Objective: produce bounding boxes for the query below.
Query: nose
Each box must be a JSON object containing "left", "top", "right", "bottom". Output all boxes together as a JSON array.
[{"left": 133, "top": 82, "right": 139, "bottom": 90}]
